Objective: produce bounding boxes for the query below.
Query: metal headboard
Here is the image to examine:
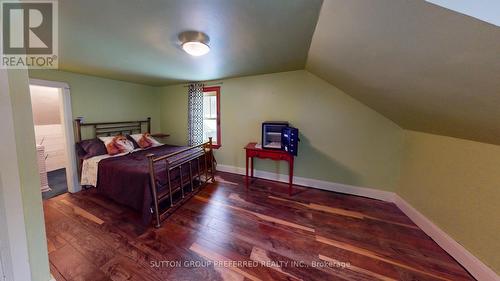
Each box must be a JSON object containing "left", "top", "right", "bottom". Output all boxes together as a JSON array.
[{"left": 74, "top": 117, "right": 151, "bottom": 142}]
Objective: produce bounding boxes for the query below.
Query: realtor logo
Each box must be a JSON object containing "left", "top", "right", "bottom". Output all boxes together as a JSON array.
[{"left": 1, "top": 0, "right": 58, "bottom": 68}]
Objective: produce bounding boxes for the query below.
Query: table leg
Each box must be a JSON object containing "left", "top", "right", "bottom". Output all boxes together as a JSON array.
[
  {"left": 245, "top": 156, "right": 249, "bottom": 190},
  {"left": 288, "top": 158, "right": 294, "bottom": 196},
  {"left": 251, "top": 157, "right": 254, "bottom": 178}
]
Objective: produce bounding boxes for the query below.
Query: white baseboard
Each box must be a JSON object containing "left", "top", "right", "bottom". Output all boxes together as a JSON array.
[
  {"left": 216, "top": 164, "right": 499, "bottom": 281},
  {"left": 393, "top": 195, "right": 499, "bottom": 281},
  {"left": 216, "top": 164, "right": 395, "bottom": 202}
]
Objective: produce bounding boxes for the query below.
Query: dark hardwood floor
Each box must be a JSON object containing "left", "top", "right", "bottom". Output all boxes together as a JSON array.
[{"left": 44, "top": 172, "right": 475, "bottom": 281}]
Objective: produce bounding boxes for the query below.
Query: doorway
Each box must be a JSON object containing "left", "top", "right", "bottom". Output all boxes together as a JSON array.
[
  {"left": 29, "top": 79, "right": 79, "bottom": 196},
  {"left": 30, "top": 84, "right": 67, "bottom": 198}
]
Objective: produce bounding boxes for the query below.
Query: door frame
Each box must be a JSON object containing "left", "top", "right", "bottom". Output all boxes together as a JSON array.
[
  {"left": 29, "top": 78, "right": 80, "bottom": 193},
  {"left": 0, "top": 69, "right": 32, "bottom": 281}
]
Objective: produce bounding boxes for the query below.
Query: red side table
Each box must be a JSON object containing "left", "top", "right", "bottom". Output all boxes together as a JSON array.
[{"left": 244, "top": 142, "right": 294, "bottom": 196}]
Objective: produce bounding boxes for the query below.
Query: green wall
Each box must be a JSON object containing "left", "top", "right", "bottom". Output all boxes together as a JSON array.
[
  {"left": 7, "top": 70, "right": 51, "bottom": 281},
  {"left": 399, "top": 130, "right": 500, "bottom": 274},
  {"left": 27, "top": 69, "right": 403, "bottom": 191},
  {"left": 29, "top": 70, "right": 161, "bottom": 135},
  {"left": 159, "top": 70, "right": 403, "bottom": 191}
]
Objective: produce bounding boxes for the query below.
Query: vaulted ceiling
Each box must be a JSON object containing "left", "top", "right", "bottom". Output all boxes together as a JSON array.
[
  {"left": 57, "top": 0, "right": 500, "bottom": 145},
  {"left": 58, "top": 0, "right": 322, "bottom": 85},
  {"left": 306, "top": 0, "right": 500, "bottom": 145}
]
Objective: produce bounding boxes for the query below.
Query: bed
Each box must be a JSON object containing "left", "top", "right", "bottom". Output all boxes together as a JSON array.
[{"left": 75, "top": 117, "right": 215, "bottom": 227}]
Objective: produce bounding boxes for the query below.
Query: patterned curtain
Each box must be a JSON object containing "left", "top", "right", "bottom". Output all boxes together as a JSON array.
[{"left": 188, "top": 83, "right": 204, "bottom": 146}]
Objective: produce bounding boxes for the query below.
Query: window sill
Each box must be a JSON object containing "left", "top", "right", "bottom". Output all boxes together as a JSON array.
[{"left": 211, "top": 144, "right": 221, "bottom": 149}]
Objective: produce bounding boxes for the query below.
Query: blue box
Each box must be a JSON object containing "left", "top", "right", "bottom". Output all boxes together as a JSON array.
[{"left": 281, "top": 126, "right": 299, "bottom": 156}]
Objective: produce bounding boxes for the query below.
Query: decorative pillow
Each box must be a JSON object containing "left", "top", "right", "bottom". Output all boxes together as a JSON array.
[
  {"left": 126, "top": 134, "right": 140, "bottom": 149},
  {"left": 99, "top": 135, "right": 135, "bottom": 155},
  {"left": 75, "top": 143, "right": 87, "bottom": 160},
  {"left": 77, "top": 138, "right": 107, "bottom": 159},
  {"left": 129, "top": 133, "right": 161, "bottom": 149}
]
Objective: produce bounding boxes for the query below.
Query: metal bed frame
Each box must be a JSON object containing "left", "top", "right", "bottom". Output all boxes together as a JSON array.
[
  {"left": 147, "top": 139, "right": 215, "bottom": 228},
  {"left": 74, "top": 117, "right": 215, "bottom": 228}
]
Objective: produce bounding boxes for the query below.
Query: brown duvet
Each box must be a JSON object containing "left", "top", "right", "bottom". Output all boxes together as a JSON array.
[{"left": 96, "top": 144, "right": 205, "bottom": 225}]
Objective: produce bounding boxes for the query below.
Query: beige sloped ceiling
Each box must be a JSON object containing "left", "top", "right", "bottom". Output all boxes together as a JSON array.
[
  {"left": 57, "top": 0, "right": 323, "bottom": 85},
  {"left": 306, "top": 0, "right": 500, "bottom": 145}
]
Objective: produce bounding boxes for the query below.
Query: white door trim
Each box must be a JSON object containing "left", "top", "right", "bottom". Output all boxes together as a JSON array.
[
  {"left": 0, "top": 69, "right": 32, "bottom": 281},
  {"left": 29, "top": 78, "right": 80, "bottom": 193}
]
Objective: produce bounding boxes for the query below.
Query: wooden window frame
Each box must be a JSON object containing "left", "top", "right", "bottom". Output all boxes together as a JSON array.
[{"left": 202, "top": 86, "right": 221, "bottom": 149}]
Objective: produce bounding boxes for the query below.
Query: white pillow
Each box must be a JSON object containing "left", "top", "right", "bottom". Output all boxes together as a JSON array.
[
  {"left": 129, "top": 133, "right": 162, "bottom": 148},
  {"left": 99, "top": 135, "right": 134, "bottom": 155}
]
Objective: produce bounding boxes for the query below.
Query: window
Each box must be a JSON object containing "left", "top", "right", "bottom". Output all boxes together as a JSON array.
[{"left": 202, "top": 86, "right": 221, "bottom": 148}]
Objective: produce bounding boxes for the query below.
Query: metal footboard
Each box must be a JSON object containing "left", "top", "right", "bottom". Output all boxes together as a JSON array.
[{"left": 146, "top": 137, "right": 216, "bottom": 228}]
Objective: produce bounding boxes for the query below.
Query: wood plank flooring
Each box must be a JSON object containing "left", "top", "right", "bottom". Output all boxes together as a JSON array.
[{"left": 44, "top": 171, "right": 475, "bottom": 281}]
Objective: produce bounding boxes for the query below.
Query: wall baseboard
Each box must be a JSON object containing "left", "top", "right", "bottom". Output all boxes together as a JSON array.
[
  {"left": 393, "top": 195, "right": 499, "bottom": 281},
  {"left": 216, "top": 164, "right": 395, "bottom": 202},
  {"left": 216, "top": 164, "right": 499, "bottom": 281}
]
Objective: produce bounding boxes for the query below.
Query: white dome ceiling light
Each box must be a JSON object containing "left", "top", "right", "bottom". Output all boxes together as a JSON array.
[{"left": 179, "top": 31, "right": 210, "bottom": 56}]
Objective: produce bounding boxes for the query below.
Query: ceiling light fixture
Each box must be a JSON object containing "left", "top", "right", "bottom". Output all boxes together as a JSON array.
[{"left": 179, "top": 31, "right": 210, "bottom": 56}]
